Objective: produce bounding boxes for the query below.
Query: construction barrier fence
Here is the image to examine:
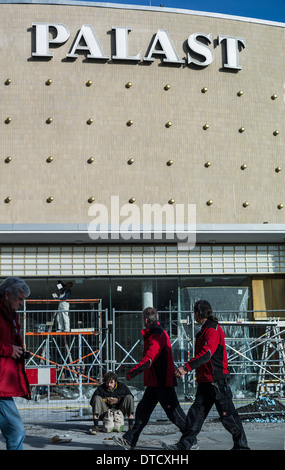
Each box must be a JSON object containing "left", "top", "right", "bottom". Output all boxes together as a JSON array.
[{"left": 17, "top": 300, "right": 285, "bottom": 423}]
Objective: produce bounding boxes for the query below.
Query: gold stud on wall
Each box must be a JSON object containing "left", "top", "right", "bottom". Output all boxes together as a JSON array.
[
  {"left": 243, "top": 201, "right": 249, "bottom": 207},
  {"left": 87, "top": 157, "right": 94, "bottom": 164},
  {"left": 273, "top": 130, "right": 279, "bottom": 136},
  {"left": 46, "top": 196, "right": 54, "bottom": 203},
  {"left": 271, "top": 94, "right": 277, "bottom": 100},
  {"left": 5, "top": 79, "right": 11, "bottom": 85},
  {"left": 88, "top": 197, "right": 95, "bottom": 203},
  {"left": 5, "top": 117, "right": 12, "bottom": 124},
  {"left": 206, "top": 200, "right": 213, "bottom": 206},
  {"left": 277, "top": 203, "right": 284, "bottom": 209},
  {"left": 203, "top": 124, "right": 209, "bottom": 130},
  {"left": 167, "top": 160, "right": 173, "bottom": 166},
  {"left": 126, "top": 82, "right": 132, "bottom": 88},
  {"left": 201, "top": 87, "right": 208, "bottom": 93},
  {"left": 46, "top": 117, "right": 53, "bottom": 124},
  {"left": 275, "top": 166, "right": 282, "bottom": 173},
  {"left": 5, "top": 156, "right": 12, "bottom": 163},
  {"left": 129, "top": 197, "right": 136, "bottom": 203},
  {"left": 168, "top": 198, "right": 175, "bottom": 204},
  {"left": 165, "top": 121, "right": 172, "bottom": 128},
  {"left": 87, "top": 118, "right": 93, "bottom": 125},
  {"left": 164, "top": 84, "right": 171, "bottom": 90},
  {"left": 127, "top": 120, "right": 133, "bottom": 126},
  {"left": 241, "top": 164, "right": 247, "bottom": 170},
  {"left": 46, "top": 156, "right": 53, "bottom": 163},
  {"left": 86, "top": 80, "right": 93, "bottom": 86},
  {"left": 4, "top": 197, "right": 11, "bottom": 203},
  {"left": 239, "top": 127, "right": 245, "bottom": 133},
  {"left": 46, "top": 79, "right": 52, "bottom": 86},
  {"left": 204, "top": 161, "right": 211, "bottom": 168},
  {"left": 128, "top": 158, "right": 134, "bottom": 165},
  {"left": 237, "top": 90, "right": 243, "bottom": 96}
]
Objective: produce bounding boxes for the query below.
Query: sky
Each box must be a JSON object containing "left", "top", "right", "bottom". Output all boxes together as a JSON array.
[{"left": 79, "top": 0, "right": 285, "bottom": 23}]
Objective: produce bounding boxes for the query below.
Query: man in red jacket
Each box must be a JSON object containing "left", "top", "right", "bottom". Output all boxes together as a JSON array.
[
  {"left": 164, "top": 300, "right": 250, "bottom": 450},
  {"left": 113, "top": 307, "right": 186, "bottom": 450},
  {"left": 0, "top": 277, "right": 31, "bottom": 450}
]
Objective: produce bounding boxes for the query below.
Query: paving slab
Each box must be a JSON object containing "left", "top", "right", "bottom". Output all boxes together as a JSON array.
[{"left": 0, "top": 419, "right": 283, "bottom": 453}]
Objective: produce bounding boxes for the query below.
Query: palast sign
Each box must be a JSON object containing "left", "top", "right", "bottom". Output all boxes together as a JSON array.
[{"left": 32, "top": 23, "right": 246, "bottom": 69}]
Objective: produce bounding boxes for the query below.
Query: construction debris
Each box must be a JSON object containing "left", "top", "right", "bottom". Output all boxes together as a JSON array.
[
  {"left": 51, "top": 434, "right": 72, "bottom": 444},
  {"left": 236, "top": 396, "right": 285, "bottom": 422}
]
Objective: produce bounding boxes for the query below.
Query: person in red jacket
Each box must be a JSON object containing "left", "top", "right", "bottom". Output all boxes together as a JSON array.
[
  {"left": 0, "top": 277, "right": 31, "bottom": 450},
  {"left": 164, "top": 300, "right": 250, "bottom": 450},
  {"left": 113, "top": 307, "right": 186, "bottom": 450}
]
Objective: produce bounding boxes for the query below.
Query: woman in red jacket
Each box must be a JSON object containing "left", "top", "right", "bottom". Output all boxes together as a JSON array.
[
  {"left": 0, "top": 277, "right": 31, "bottom": 450},
  {"left": 164, "top": 300, "right": 250, "bottom": 450},
  {"left": 113, "top": 307, "right": 186, "bottom": 450}
]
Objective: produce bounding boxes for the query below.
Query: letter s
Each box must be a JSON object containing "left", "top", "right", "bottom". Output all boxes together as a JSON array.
[{"left": 187, "top": 32, "right": 213, "bottom": 67}]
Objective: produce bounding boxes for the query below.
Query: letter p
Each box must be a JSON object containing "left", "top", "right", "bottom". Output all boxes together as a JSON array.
[{"left": 32, "top": 23, "right": 70, "bottom": 57}]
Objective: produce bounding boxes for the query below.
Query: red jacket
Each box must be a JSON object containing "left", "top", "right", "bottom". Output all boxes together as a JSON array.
[
  {"left": 127, "top": 321, "right": 177, "bottom": 387},
  {"left": 0, "top": 299, "right": 31, "bottom": 399},
  {"left": 184, "top": 319, "right": 229, "bottom": 383}
]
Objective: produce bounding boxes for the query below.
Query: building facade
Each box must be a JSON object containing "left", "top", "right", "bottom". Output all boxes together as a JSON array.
[{"left": 0, "top": 0, "right": 285, "bottom": 320}]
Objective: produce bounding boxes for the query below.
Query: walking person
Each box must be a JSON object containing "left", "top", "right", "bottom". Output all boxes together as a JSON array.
[
  {"left": 0, "top": 277, "right": 31, "bottom": 450},
  {"left": 163, "top": 300, "right": 250, "bottom": 450},
  {"left": 113, "top": 307, "right": 186, "bottom": 450}
]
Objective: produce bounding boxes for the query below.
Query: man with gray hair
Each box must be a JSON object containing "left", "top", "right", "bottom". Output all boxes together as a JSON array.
[{"left": 0, "top": 277, "right": 31, "bottom": 450}]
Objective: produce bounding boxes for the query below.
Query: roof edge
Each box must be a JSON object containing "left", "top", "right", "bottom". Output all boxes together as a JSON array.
[{"left": 1, "top": 0, "right": 285, "bottom": 29}]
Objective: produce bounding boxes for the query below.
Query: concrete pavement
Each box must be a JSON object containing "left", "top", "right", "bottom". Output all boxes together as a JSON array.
[{"left": 0, "top": 419, "right": 283, "bottom": 452}]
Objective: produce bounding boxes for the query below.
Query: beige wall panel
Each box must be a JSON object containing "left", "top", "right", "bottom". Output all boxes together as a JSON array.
[
  {"left": 0, "top": 4, "right": 284, "bottom": 224},
  {"left": 252, "top": 276, "right": 285, "bottom": 318}
]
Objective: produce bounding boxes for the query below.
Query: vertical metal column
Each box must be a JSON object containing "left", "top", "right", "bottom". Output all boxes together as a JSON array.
[
  {"left": 23, "top": 299, "right": 27, "bottom": 349},
  {"left": 98, "top": 307, "right": 102, "bottom": 379},
  {"left": 46, "top": 335, "right": 50, "bottom": 401},
  {"left": 105, "top": 308, "right": 110, "bottom": 373},
  {"left": 78, "top": 333, "right": 83, "bottom": 417},
  {"left": 111, "top": 308, "right": 116, "bottom": 372}
]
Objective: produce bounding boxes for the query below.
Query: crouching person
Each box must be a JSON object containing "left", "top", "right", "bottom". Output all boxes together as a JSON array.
[{"left": 90, "top": 371, "right": 134, "bottom": 435}]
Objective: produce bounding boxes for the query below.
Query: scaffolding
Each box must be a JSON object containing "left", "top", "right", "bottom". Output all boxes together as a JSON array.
[
  {"left": 19, "top": 302, "right": 285, "bottom": 423},
  {"left": 180, "top": 314, "right": 285, "bottom": 399},
  {"left": 23, "top": 299, "right": 109, "bottom": 401}
]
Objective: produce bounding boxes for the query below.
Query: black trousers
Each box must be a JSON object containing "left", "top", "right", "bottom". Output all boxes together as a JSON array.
[
  {"left": 123, "top": 386, "right": 186, "bottom": 447},
  {"left": 178, "top": 380, "right": 250, "bottom": 450}
]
